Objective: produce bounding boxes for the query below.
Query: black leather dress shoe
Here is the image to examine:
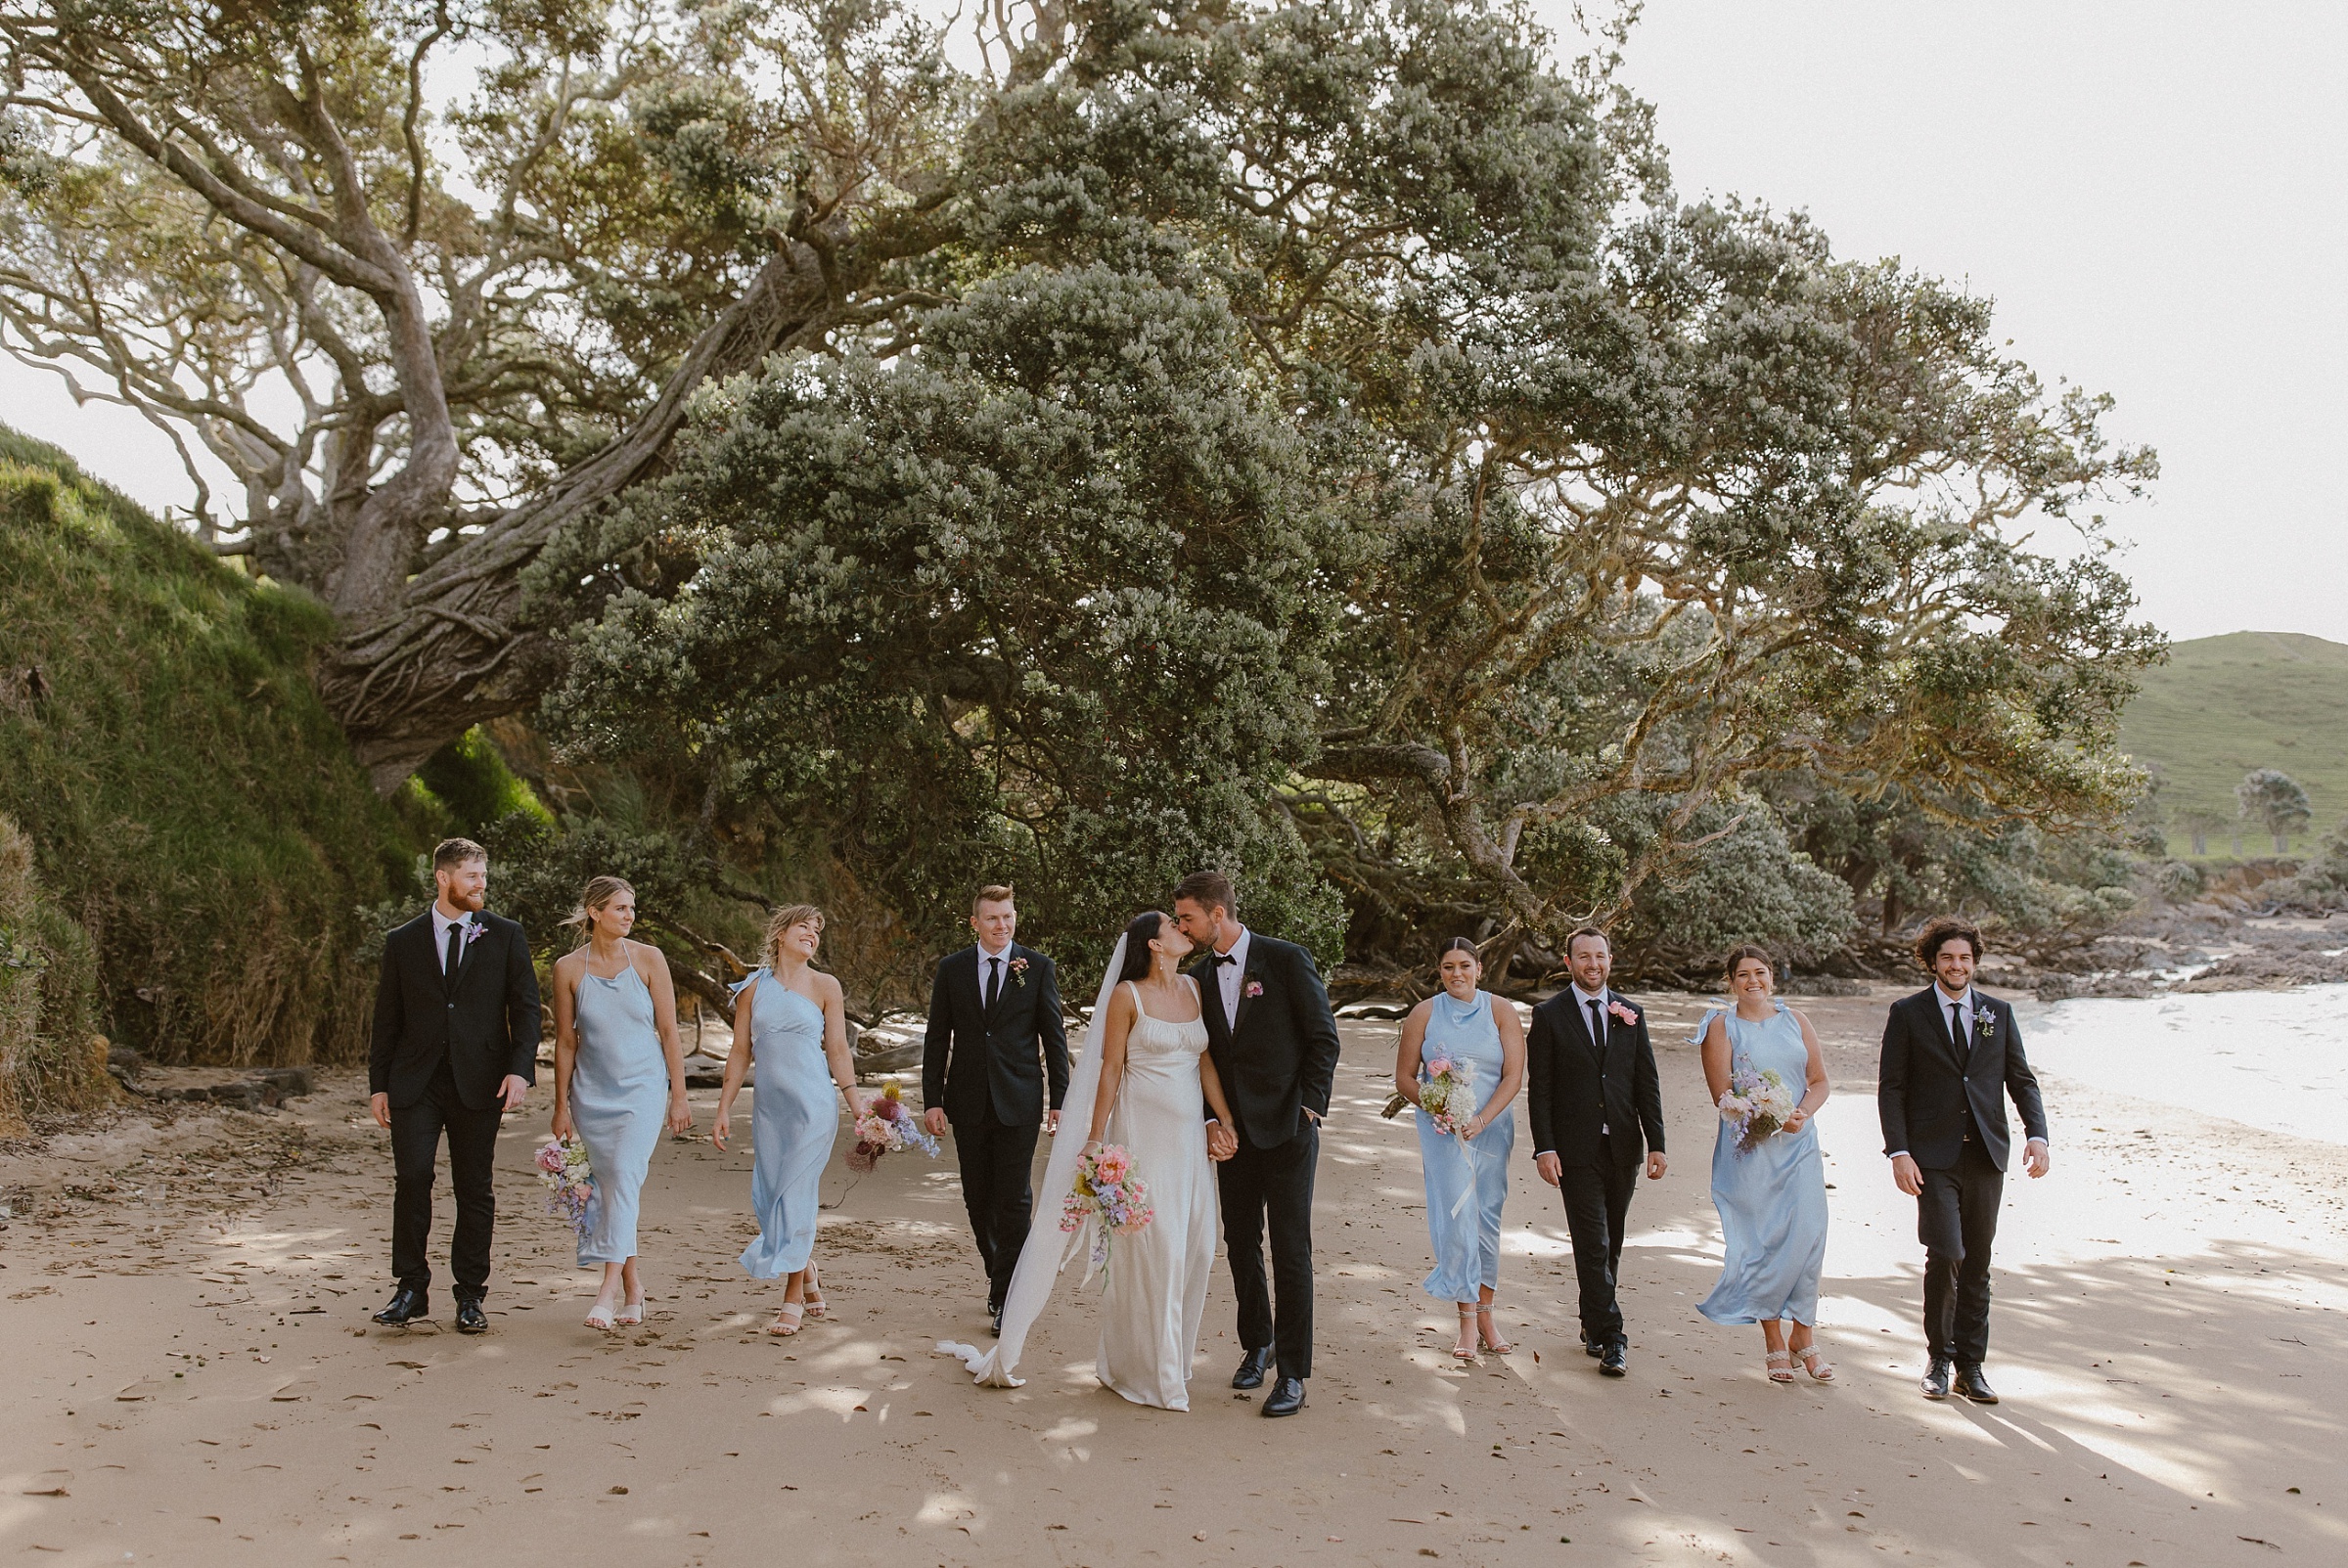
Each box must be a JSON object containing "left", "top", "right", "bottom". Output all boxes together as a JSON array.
[
  {"left": 1261, "top": 1376, "right": 1305, "bottom": 1416},
  {"left": 1232, "top": 1346, "right": 1275, "bottom": 1390},
  {"left": 1920, "top": 1358, "right": 1953, "bottom": 1400},
  {"left": 372, "top": 1287, "right": 428, "bottom": 1326},
  {"left": 1581, "top": 1336, "right": 1602, "bottom": 1359},
  {"left": 989, "top": 1307, "right": 1003, "bottom": 1338},
  {"left": 454, "top": 1299, "right": 488, "bottom": 1335},
  {"left": 1598, "top": 1340, "right": 1628, "bottom": 1377},
  {"left": 1953, "top": 1365, "right": 1998, "bottom": 1404}
]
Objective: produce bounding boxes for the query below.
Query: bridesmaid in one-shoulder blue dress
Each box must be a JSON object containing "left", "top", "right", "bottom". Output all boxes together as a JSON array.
[
  {"left": 714, "top": 909, "right": 858, "bottom": 1337},
  {"left": 1694, "top": 947, "right": 1832, "bottom": 1383}
]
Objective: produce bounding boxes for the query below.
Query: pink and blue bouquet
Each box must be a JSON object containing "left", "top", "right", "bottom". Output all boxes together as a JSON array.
[
  {"left": 847, "top": 1081, "right": 942, "bottom": 1173},
  {"left": 1418, "top": 1053, "right": 1474, "bottom": 1138},
  {"left": 1717, "top": 1065, "right": 1797, "bottom": 1154},
  {"left": 1060, "top": 1142, "right": 1154, "bottom": 1276},
  {"left": 532, "top": 1134, "right": 594, "bottom": 1236}
]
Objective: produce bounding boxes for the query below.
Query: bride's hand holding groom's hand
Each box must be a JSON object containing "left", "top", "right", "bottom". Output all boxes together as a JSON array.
[{"left": 1205, "top": 1122, "right": 1238, "bottom": 1161}]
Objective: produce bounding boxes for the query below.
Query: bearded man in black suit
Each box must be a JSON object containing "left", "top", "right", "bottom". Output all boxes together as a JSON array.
[
  {"left": 923, "top": 884, "right": 1069, "bottom": 1333},
  {"left": 1173, "top": 870, "right": 1341, "bottom": 1419},
  {"left": 367, "top": 837, "right": 543, "bottom": 1333},
  {"left": 1525, "top": 927, "right": 1667, "bottom": 1377},
  {"left": 1880, "top": 916, "right": 2052, "bottom": 1405}
]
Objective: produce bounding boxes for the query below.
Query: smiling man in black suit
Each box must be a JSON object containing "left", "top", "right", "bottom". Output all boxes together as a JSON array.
[
  {"left": 1525, "top": 927, "right": 1666, "bottom": 1377},
  {"left": 367, "top": 837, "right": 542, "bottom": 1333},
  {"left": 923, "top": 884, "right": 1069, "bottom": 1334},
  {"left": 1879, "top": 915, "right": 2052, "bottom": 1405}
]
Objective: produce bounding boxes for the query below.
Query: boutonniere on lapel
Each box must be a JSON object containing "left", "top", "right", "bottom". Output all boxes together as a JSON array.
[
  {"left": 1606, "top": 1000, "right": 1638, "bottom": 1026},
  {"left": 1007, "top": 956, "right": 1029, "bottom": 988},
  {"left": 1243, "top": 978, "right": 1264, "bottom": 1000},
  {"left": 1973, "top": 1008, "right": 1998, "bottom": 1041},
  {"left": 461, "top": 919, "right": 486, "bottom": 950}
]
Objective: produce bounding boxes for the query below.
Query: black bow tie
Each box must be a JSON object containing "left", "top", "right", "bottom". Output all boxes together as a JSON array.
[{"left": 1212, "top": 952, "right": 1240, "bottom": 965}]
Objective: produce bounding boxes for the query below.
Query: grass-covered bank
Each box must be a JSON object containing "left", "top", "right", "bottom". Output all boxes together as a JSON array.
[{"left": 0, "top": 427, "right": 411, "bottom": 1080}]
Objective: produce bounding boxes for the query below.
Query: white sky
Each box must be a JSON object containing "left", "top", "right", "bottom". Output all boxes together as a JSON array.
[{"left": 4, "top": 1, "right": 2338, "bottom": 645}]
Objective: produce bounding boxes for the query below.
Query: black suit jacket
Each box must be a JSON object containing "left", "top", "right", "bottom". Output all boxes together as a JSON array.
[
  {"left": 1878, "top": 986, "right": 2048, "bottom": 1172},
  {"left": 1526, "top": 988, "right": 1665, "bottom": 1166},
  {"left": 922, "top": 943, "right": 1069, "bottom": 1127},
  {"left": 368, "top": 910, "right": 543, "bottom": 1111},
  {"left": 1190, "top": 932, "right": 1341, "bottom": 1149}
]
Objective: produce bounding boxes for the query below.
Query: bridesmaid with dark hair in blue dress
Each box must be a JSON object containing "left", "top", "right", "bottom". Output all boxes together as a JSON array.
[
  {"left": 1394, "top": 938, "right": 1525, "bottom": 1362},
  {"left": 1694, "top": 944, "right": 1834, "bottom": 1384},
  {"left": 713, "top": 904, "right": 864, "bottom": 1337}
]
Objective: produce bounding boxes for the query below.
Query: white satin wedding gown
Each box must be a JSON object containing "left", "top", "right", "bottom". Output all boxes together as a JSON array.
[{"left": 1094, "top": 980, "right": 1218, "bottom": 1410}]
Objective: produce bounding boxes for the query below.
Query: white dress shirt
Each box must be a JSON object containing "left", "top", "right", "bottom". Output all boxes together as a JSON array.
[
  {"left": 977, "top": 940, "right": 1013, "bottom": 1008},
  {"left": 1213, "top": 925, "right": 1252, "bottom": 1024},
  {"left": 431, "top": 904, "right": 475, "bottom": 973}
]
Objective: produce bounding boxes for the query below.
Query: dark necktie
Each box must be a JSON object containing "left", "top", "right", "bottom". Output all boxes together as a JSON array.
[
  {"left": 1587, "top": 997, "right": 1606, "bottom": 1051},
  {"left": 1949, "top": 1001, "right": 1965, "bottom": 1055},
  {"left": 984, "top": 955, "right": 1001, "bottom": 1011},
  {"left": 445, "top": 919, "right": 465, "bottom": 978}
]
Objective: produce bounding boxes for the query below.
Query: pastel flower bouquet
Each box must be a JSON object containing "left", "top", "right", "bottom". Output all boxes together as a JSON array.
[
  {"left": 847, "top": 1081, "right": 942, "bottom": 1173},
  {"left": 1060, "top": 1143, "right": 1155, "bottom": 1277},
  {"left": 533, "top": 1135, "right": 595, "bottom": 1237},
  {"left": 1717, "top": 1065, "right": 1798, "bottom": 1154},
  {"left": 1418, "top": 1053, "right": 1475, "bottom": 1139}
]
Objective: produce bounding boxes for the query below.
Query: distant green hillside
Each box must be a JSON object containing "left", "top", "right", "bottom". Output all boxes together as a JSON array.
[{"left": 2120, "top": 631, "right": 2348, "bottom": 857}]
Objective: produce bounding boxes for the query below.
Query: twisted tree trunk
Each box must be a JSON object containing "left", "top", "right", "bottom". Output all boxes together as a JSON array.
[{"left": 316, "top": 244, "right": 837, "bottom": 790}]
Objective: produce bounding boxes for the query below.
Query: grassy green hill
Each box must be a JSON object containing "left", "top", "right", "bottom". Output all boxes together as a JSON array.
[
  {"left": 2119, "top": 631, "right": 2348, "bottom": 858},
  {"left": 0, "top": 425, "right": 415, "bottom": 1074}
]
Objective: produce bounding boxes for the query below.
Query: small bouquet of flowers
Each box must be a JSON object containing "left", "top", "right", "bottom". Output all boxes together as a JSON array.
[
  {"left": 1060, "top": 1143, "right": 1154, "bottom": 1277},
  {"left": 1418, "top": 1053, "right": 1475, "bottom": 1139},
  {"left": 846, "top": 1081, "right": 941, "bottom": 1173},
  {"left": 1717, "top": 1065, "right": 1798, "bottom": 1154},
  {"left": 533, "top": 1135, "right": 594, "bottom": 1237}
]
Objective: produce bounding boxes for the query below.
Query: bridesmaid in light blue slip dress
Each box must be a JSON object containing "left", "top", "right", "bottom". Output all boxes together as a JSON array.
[
  {"left": 550, "top": 876, "right": 693, "bottom": 1331},
  {"left": 1394, "top": 939, "right": 1525, "bottom": 1362},
  {"left": 1694, "top": 943, "right": 1833, "bottom": 1384},
  {"left": 713, "top": 904, "right": 863, "bottom": 1337}
]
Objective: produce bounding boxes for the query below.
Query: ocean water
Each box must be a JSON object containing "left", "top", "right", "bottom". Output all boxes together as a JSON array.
[{"left": 2022, "top": 983, "right": 2348, "bottom": 1145}]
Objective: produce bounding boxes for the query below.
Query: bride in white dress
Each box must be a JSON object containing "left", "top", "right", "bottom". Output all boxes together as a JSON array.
[{"left": 939, "top": 912, "right": 1237, "bottom": 1410}]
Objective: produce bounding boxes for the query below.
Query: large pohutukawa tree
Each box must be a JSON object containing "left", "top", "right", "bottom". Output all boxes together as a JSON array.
[
  {"left": 0, "top": 0, "right": 966, "bottom": 785},
  {"left": 544, "top": 2, "right": 2160, "bottom": 971}
]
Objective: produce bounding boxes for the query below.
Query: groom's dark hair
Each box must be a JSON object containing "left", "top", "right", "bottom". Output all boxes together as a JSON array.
[
  {"left": 1914, "top": 916, "right": 1983, "bottom": 969},
  {"left": 1172, "top": 870, "right": 1236, "bottom": 918}
]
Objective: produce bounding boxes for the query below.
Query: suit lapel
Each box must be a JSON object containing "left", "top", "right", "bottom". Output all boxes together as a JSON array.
[
  {"left": 962, "top": 948, "right": 989, "bottom": 1029},
  {"left": 1922, "top": 990, "right": 1965, "bottom": 1069},
  {"left": 1232, "top": 954, "right": 1260, "bottom": 1036}
]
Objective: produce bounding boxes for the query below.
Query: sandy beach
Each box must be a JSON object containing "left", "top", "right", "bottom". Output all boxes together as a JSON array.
[{"left": 5, "top": 985, "right": 2346, "bottom": 1567}]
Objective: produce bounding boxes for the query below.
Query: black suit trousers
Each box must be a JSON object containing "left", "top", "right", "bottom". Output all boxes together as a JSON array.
[
  {"left": 1919, "top": 1137, "right": 2004, "bottom": 1366},
  {"left": 389, "top": 1060, "right": 503, "bottom": 1299},
  {"left": 954, "top": 1098, "right": 1040, "bottom": 1309},
  {"left": 1218, "top": 1122, "right": 1318, "bottom": 1379},
  {"left": 1557, "top": 1140, "right": 1640, "bottom": 1346}
]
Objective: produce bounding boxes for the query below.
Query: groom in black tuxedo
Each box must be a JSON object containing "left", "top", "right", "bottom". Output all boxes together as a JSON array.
[
  {"left": 1880, "top": 916, "right": 2051, "bottom": 1405},
  {"left": 923, "top": 885, "right": 1069, "bottom": 1332},
  {"left": 1174, "top": 870, "right": 1341, "bottom": 1418},
  {"left": 367, "top": 837, "right": 542, "bottom": 1333}
]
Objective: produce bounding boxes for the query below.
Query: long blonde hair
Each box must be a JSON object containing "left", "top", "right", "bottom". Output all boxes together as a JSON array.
[
  {"left": 763, "top": 903, "right": 825, "bottom": 967},
  {"left": 563, "top": 875, "right": 636, "bottom": 946}
]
